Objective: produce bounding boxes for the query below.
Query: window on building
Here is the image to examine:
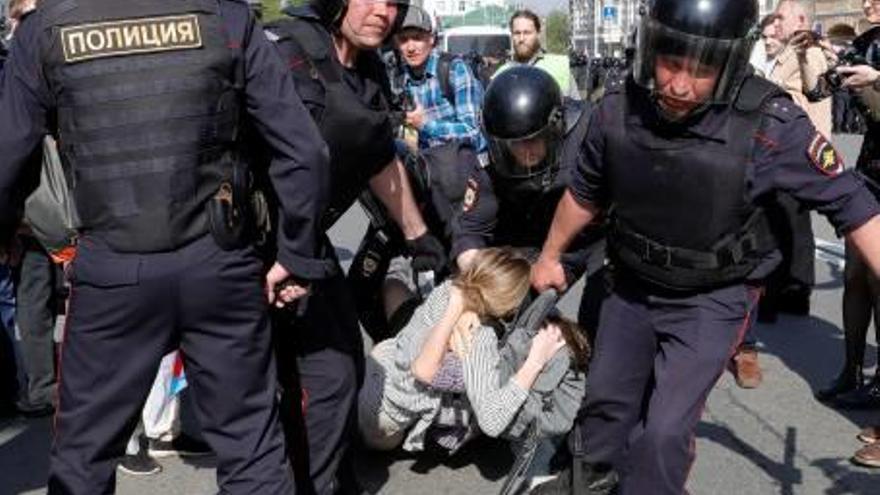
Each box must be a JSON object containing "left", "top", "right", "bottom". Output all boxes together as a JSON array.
[{"left": 459, "top": 1, "right": 466, "bottom": 13}]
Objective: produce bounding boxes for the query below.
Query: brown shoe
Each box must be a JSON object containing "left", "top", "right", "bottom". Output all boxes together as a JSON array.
[
  {"left": 852, "top": 442, "right": 880, "bottom": 468},
  {"left": 731, "top": 347, "right": 763, "bottom": 389},
  {"left": 857, "top": 425, "right": 880, "bottom": 444}
]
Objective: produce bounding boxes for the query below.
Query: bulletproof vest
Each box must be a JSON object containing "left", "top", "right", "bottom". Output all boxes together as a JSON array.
[
  {"left": 266, "top": 12, "right": 395, "bottom": 229},
  {"left": 603, "top": 76, "right": 780, "bottom": 290},
  {"left": 491, "top": 170, "right": 566, "bottom": 248},
  {"left": 39, "top": 0, "right": 241, "bottom": 253}
]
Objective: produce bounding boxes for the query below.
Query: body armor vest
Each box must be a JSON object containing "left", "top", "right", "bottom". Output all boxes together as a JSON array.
[
  {"left": 267, "top": 13, "right": 396, "bottom": 229},
  {"left": 40, "top": 0, "right": 241, "bottom": 252},
  {"left": 603, "top": 77, "right": 780, "bottom": 290}
]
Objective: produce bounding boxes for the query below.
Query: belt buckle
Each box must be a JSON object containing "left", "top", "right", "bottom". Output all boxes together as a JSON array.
[{"left": 644, "top": 242, "right": 671, "bottom": 267}]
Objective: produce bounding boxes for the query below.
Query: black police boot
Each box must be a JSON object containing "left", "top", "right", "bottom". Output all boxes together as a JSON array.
[
  {"left": 778, "top": 285, "right": 811, "bottom": 316},
  {"left": 530, "top": 459, "right": 618, "bottom": 495},
  {"left": 834, "top": 375, "right": 880, "bottom": 410},
  {"left": 815, "top": 366, "right": 863, "bottom": 402},
  {"left": 756, "top": 297, "right": 778, "bottom": 324}
]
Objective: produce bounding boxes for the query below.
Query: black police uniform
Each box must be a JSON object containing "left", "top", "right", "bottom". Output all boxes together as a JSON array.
[
  {"left": 563, "top": 73, "right": 880, "bottom": 494},
  {"left": 0, "top": 1, "right": 331, "bottom": 493},
  {"left": 452, "top": 98, "right": 608, "bottom": 334},
  {"left": 264, "top": 7, "right": 400, "bottom": 494}
]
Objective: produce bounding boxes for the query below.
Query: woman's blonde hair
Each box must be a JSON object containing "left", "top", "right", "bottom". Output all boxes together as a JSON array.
[{"left": 450, "top": 247, "right": 531, "bottom": 357}]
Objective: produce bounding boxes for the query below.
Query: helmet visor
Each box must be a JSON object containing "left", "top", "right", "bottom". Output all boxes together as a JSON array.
[
  {"left": 633, "top": 17, "right": 756, "bottom": 105},
  {"left": 488, "top": 122, "right": 562, "bottom": 180}
]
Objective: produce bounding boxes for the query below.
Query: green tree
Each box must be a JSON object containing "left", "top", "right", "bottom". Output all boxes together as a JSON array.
[
  {"left": 544, "top": 10, "right": 570, "bottom": 54},
  {"left": 264, "top": 0, "right": 308, "bottom": 22}
]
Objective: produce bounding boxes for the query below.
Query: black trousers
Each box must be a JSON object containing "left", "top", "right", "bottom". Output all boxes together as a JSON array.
[
  {"left": 575, "top": 277, "right": 759, "bottom": 495},
  {"left": 16, "top": 236, "right": 59, "bottom": 408},
  {"left": 762, "top": 194, "right": 815, "bottom": 312},
  {"left": 48, "top": 235, "right": 292, "bottom": 495},
  {"left": 274, "top": 270, "right": 364, "bottom": 495}
]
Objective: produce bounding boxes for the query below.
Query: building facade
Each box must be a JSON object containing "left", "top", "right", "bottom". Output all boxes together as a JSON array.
[
  {"left": 570, "top": 0, "right": 869, "bottom": 57},
  {"left": 815, "top": 0, "right": 864, "bottom": 33},
  {"left": 422, "top": 0, "right": 508, "bottom": 19},
  {"left": 570, "top": 0, "right": 640, "bottom": 57}
]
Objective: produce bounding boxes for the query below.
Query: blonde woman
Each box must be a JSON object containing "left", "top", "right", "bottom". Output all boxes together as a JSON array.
[{"left": 358, "top": 247, "right": 579, "bottom": 452}]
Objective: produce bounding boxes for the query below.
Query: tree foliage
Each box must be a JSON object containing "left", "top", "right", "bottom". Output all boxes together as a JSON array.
[{"left": 544, "top": 10, "right": 570, "bottom": 54}]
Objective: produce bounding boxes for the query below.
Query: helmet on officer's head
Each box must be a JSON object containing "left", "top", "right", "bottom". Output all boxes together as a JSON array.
[
  {"left": 483, "top": 66, "right": 564, "bottom": 190},
  {"left": 308, "top": 0, "right": 411, "bottom": 35},
  {"left": 633, "top": 0, "right": 758, "bottom": 103}
]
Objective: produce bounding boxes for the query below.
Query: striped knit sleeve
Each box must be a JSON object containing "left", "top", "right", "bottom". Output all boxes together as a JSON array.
[
  {"left": 461, "top": 327, "right": 528, "bottom": 437},
  {"left": 395, "top": 282, "right": 452, "bottom": 367}
]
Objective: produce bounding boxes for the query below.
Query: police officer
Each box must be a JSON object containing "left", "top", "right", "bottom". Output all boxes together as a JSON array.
[
  {"left": 0, "top": 0, "right": 331, "bottom": 493},
  {"left": 530, "top": 1, "right": 880, "bottom": 494},
  {"left": 264, "top": 1, "right": 447, "bottom": 493},
  {"left": 453, "top": 66, "right": 606, "bottom": 337}
]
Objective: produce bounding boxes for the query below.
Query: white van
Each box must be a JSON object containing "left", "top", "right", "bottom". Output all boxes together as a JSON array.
[{"left": 439, "top": 25, "right": 511, "bottom": 59}]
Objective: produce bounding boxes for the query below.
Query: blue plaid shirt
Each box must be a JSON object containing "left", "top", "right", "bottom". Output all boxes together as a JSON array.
[{"left": 403, "top": 50, "right": 487, "bottom": 153}]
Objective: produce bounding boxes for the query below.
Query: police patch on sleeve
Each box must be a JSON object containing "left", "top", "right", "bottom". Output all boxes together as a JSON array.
[
  {"left": 60, "top": 14, "right": 203, "bottom": 64},
  {"left": 462, "top": 178, "right": 479, "bottom": 213},
  {"left": 807, "top": 133, "right": 843, "bottom": 176}
]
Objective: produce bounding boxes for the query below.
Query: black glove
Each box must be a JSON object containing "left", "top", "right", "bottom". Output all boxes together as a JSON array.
[{"left": 406, "top": 233, "right": 448, "bottom": 274}]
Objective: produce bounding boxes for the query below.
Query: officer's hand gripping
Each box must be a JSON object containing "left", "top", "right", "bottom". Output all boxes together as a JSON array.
[
  {"left": 531, "top": 253, "right": 568, "bottom": 293},
  {"left": 406, "top": 233, "right": 448, "bottom": 274},
  {"left": 265, "top": 262, "right": 310, "bottom": 309}
]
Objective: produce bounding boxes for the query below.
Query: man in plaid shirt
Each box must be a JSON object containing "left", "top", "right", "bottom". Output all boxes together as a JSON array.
[{"left": 394, "top": 7, "right": 487, "bottom": 154}]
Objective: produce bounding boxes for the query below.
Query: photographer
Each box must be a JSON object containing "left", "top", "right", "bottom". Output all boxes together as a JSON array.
[{"left": 800, "top": 0, "right": 880, "bottom": 470}]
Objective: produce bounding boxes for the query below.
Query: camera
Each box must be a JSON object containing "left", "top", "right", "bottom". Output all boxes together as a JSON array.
[
  {"left": 821, "top": 47, "right": 872, "bottom": 91},
  {"left": 821, "top": 27, "right": 880, "bottom": 91}
]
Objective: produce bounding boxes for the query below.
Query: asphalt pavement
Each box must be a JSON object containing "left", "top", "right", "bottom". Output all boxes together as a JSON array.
[{"left": 1, "top": 134, "right": 878, "bottom": 494}]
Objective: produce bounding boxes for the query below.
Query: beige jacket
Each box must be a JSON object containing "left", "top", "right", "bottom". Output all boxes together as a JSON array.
[{"left": 769, "top": 45, "right": 832, "bottom": 137}]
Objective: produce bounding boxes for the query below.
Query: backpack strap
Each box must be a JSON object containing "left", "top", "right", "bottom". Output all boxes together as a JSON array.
[{"left": 436, "top": 52, "right": 456, "bottom": 105}]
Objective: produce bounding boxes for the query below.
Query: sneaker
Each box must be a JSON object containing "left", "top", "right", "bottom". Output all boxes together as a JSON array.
[
  {"left": 730, "top": 347, "right": 763, "bottom": 389},
  {"left": 852, "top": 442, "right": 880, "bottom": 468},
  {"left": 147, "top": 434, "right": 213, "bottom": 458},
  {"left": 15, "top": 398, "right": 55, "bottom": 418},
  {"left": 117, "top": 451, "right": 161, "bottom": 476},
  {"left": 529, "top": 460, "right": 618, "bottom": 495},
  {"left": 858, "top": 425, "right": 880, "bottom": 444}
]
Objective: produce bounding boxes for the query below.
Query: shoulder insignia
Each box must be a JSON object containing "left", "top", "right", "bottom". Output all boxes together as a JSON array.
[
  {"left": 60, "top": 14, "right": 202, "bottom": 63},
  {"left": 462, "top": 178, "right": 479, "bottom": 213},
  {"left": 807, "top": 133, "right": 843, "bottom": 176}
]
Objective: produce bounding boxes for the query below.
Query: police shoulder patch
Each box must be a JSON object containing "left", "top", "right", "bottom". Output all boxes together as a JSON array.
[
  {"left": 807, "top": 133, "right": 843, "bottom": 176},
  {"left": 60, "top": 14, "right": 203, "bottom": 64},
  {"left": 462, "top": 178, "right": 479, "bottom": 213}
]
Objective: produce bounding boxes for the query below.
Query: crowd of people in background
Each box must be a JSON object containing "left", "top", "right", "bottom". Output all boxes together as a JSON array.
[{"left": 3, "top": 0, "right": 880, "bottom": 494}]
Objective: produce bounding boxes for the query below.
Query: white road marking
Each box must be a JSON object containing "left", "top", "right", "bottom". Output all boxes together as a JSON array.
[{"left": 815, "top": 237, "right": 845, "bottom": 270}]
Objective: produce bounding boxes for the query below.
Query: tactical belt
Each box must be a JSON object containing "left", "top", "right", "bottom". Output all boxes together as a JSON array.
[{"left": 611, "top": 212, "right": 766, "bottom": 271}]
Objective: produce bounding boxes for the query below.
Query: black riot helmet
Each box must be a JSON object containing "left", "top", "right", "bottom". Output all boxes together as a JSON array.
[
  {"left": 633, "top": 0, "right": 759, "bottom": 104},
  {"left": 483, "top": 66, "right": 564, "bottom": 189},
  {"left": 308, "top": 0, "right": 410, "bottom": 35}
]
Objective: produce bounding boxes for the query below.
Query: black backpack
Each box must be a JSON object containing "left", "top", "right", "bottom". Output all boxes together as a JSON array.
[{"left": 435, "top": 52, "right": 496, "bottom": 105}]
